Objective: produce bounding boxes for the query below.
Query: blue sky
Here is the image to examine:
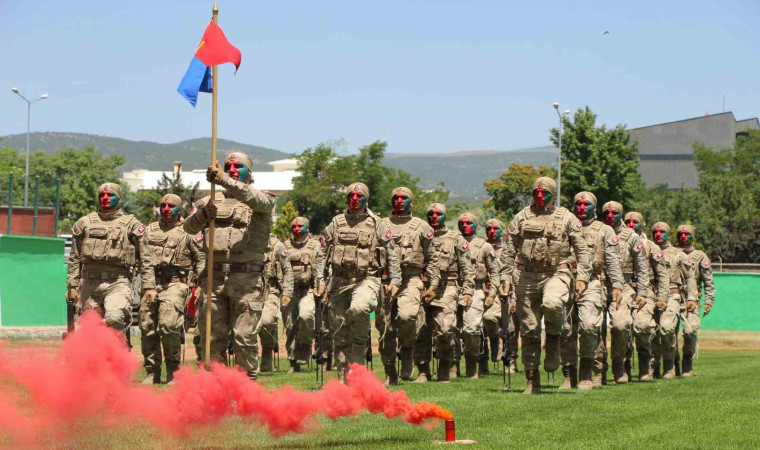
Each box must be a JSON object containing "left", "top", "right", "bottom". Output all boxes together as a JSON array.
[{"left": 2, "top": 0, "right": 758, "bottom": 155}]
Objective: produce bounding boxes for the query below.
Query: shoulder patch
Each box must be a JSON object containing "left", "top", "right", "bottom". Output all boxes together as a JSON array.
[
  {"left": 636, "top": 241, "right": 644, "bottom": 250},
  {"left": 282, "top": 248, "right": 288, "bottom": 256},
  {"left": 136, "top": 224, "right": 147, "bottom": 235},
  {"left": 610, "top": 235, "right": 620, "bottom": 244},
  {"left": 655, "top": 251, "right": 664, "bottom": 261},
  {"left": 460, "top": 241, "right": 469, "bottom": 251},
  {"left": 687, "top": 257, "right": 693, "bottom": 264},
  {"left": 319, "top": 236, "right": 325, "bottom": 246},
  {"left": 384, "top": 229, "right": 393, "bottom": 240},
  {"left": 576, "top": 221, "right": 583, "bottom": 230},
  {"left": 702, "top": 258, "right": 711, "bottom": 268},
  {"left": 194, "top": 234, "right": 204, "bottom": 243},
  {"left": 426, "top": 228, "right": 434, "bottom": 239}
]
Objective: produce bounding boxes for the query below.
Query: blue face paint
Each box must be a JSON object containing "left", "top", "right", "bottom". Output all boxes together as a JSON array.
[{"left": 109, "top": 194, "right": 120, "bottom": 209}]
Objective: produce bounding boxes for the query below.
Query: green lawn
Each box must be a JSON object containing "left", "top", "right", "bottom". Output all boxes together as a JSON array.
[{"left": 49, "top": 347, "right": 760, "bottom": 449}]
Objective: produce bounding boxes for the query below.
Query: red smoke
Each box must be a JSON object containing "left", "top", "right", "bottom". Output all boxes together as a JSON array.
[{"left": 0, "top": 311, "right": 452, "bottom": 444}]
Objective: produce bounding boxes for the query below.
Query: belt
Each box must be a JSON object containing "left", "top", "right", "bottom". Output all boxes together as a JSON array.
[
  {"left": 517, "top": 264, "right": 558, "bottom": 274},
  {"left": 82, "top": 271, "right": 125, "bottom": 280},
  {"left": 334, "top": 268, "right": 373, "bottom": 279},
  {"left": 156, "top": 275, "right": 187, "bottom": 284},
  {"left": 212, "top": 262, "right": 264, "bottom": 274},
  {"left": 474, "top": 281, "right": 490, "bottom": 289},
  {"left": 669, "top": 287, "right": 682, "bottom": 294}
]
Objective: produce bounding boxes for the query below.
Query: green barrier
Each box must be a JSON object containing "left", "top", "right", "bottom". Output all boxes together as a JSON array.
[
  {"left": 700, "top": 273, "right": 760, "bottom": 331},
  {"left": 0, "top": 235, "right": 66, "bottom": 326}
]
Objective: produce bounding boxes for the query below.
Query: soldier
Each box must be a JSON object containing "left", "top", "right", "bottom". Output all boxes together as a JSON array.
[
  {"left": 483, "top": 219, "right": 506, "bottom": 372},
  {"left": 597, "top": 201, "right": 649, "bottom": 384},
  {"left": 502, "top": 177, "right": 591, "bottom": 394},
  {"left": 66, "top": 183, "right": 156, "bottom": 337},
  {"left": 259, "top": 234, "right": 294, "bottom": 374},
  {"left": 414, "top": 203, "right": 474, "bottom": 383},
  {"left": 140, "top": 194, "right": 205, "bottom": 384},
  {"left": 314, "top": 182, "right": 402, "bottom": 383},
  {"left": 624, "top": 211, "right": 669, "bottom": 381},
  {"left": 558, "top": 192, "right": 624, "bottom": 390},
  {"left": 184, "top": 152, "right": 276, "bottom": 380},
  {"left": 376, "top": 187, "right": 440, "bottom": 384},
  {"left": 458, "top": 213, "right": 499, "bottom": 378},
  {"left": 283, "top": 217, "right": 321, "bottom": 373},
  {"left": 676, "top": 224, "right": 716, "bottom": 377},
  {"left": 651, "top": 222, "right": 698, "bottom": 379}
]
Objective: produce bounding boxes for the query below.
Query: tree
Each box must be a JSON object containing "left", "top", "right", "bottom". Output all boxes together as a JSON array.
[
  {"left": 127, "top": 171, "right": 200, "bottom": 225},
  {"left": 484, "top": 163, "right": 557, "bottom": 219},
  {"left": 550, "top": 107, "right": 645, "bottom": 212},
  {"left": 271, "top": 200, "right": 299, "bottom": 242}
]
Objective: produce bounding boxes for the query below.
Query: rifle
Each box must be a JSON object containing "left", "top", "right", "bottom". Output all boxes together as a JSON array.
[
  {"left": 500, "top": 289, "right": 512, "bottom": 391},
  {"left": 63, "top": 294, "right": 79, "bottom": 340},
  {"left": 313, "top": 291, "right": 326, "bottom": 390}
]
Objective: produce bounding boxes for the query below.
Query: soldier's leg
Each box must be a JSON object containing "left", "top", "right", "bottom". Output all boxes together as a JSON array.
[
  {"left": 328, "top": 279, "right": 354, "bottom": 381},
  {"left": 541, "top": 272, "right": 571, "bottom": 374},
  {"left": 559, "top": 289, "right": 579, "bottom": 390},
  {"left": 632, "top": 291, "right": 657, "bottom": 381},
  {"left": 507, "top": 296, "right": 520, "bottom": 372},
  {"left": 651, "top": 308, "right": 662, "bottom": 378},
  {"left": 102, "top": 277, "right": 133, "bottom": 332},
  {"left": 139, "top": 283, "right": 161, "bottom": 383},
  {"left": 609, "top": 284, "right": 635, "bottom": 383},
  {"left": 483, "top": 297, "right": 502, "bottom": 365},
  {"left": 396, "top": 277, "right": 424, "bottom": 380},
  {"left": 414, "top": 304, "right": 432, "bottom": 379},
  {"left": 228, "top": 273, "right": 264, "bottom": 379},
  {"left": 575, "top": 278, "right": 604, "bottom": 389},
  {"left": 258, "top": 291, "right": 281, "bottom": 372},
  {"left": 158, "top": 283, "right": 189, "bottom": 382},
  {"left": 515, "top": 271, "right": 543, "bottom": 393},
  {"left": 375, "top": 291, "right": 398, "bottom": 383},
  {"left": 198, "top": 273, "right": 231, "bottom": 364},
  {"left": 347, "top": 277, "right": 381, "bottom": 366},
  {"left": 680, "top": 301, "right": 701, "bottom": 376},
  {"left": 282, "top": 289, "right": 299, "bottom": 366},
  {"left": 295, "top": 290, "right": 315, "bottom": 366},
  {"left": 658, "top": 294, "right": 681, "bottom": 379},
  {"left": 432, "top": 287, "right": 458, "bottom": 382},
  {"left": 322, "top": 303, "right": 334, "bottom": 369},
  {"left": 462, "top": 288, "right": 485, "bottom": 378}
]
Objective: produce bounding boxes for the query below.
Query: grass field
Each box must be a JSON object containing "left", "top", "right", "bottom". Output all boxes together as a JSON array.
[{"left": 2, "top": 331, "right": 760, "bottom": 449}]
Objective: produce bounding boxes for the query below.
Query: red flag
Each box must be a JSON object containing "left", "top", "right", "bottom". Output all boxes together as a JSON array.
[{"left": 195, "top": 21, "right": 241, "bottom": 70}]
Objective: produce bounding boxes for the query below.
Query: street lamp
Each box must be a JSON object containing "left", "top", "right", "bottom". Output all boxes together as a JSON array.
[
  {"left": 552, "top": 103, "right": 569, "bottom": 207},
  {"left": 11, "top": 88, "right": 49, "bottom": 206}
]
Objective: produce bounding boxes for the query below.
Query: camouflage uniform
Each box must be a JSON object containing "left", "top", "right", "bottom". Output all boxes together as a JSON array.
[
  {"left": 484, "top": 218, "right": 506, "bottom": 370},
  {"left": 259, "top": 234, "right": 294, "bottom": 373},
  {"left": 502, "top": 178, "right": 591, "bottom": 393},
  {"left": 315, "top": 183, "right": 402, "bottom": 381},
  {"left": 67, "top": 183, "right": 155, "bottom": 333},
  {"left": 184, "top": 152, "right": 276, "bottom": 379},
  {"left": 376, "top": 187, "right": 440, "bottom": 383},
  {"left": 414, "top": 203, "right": 475, "bottom": 382},
  {"left": 141, "top": 195, "right": 205, "bottom": 383}
]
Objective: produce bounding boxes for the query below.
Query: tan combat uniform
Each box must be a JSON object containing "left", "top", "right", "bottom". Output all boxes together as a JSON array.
[
  {"left": 259, "top": 234, "right": 294, "bottom": 373},
  {"left": 184, "top": 178, "right": 276, "bottom": 378},
  {"left": 68, "top": 210, "right": 155, "bottom": 331},
  {"left": 284, "top": 236, "right": 321, "bottom": 367},
  {"left": 141, "top": 218, "right": 205, "bottom": 380},
  {"left": 462, "top": 235, "right": 499, "bottom": 377},
  {"left": 484, "top": 230, "right": 505, "bottom": 368},
  {"left": 316, "top": 211, "right": 401, "bottom": 380},
  {"left": 679, "top": 228, "right": 715, "bottom": 375},
  {"left": 376, "top": 213, "right": 440, "bottom": 381}
]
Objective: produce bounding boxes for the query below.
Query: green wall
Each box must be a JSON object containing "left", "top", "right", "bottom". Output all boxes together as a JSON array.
[
  {"left": 701, "top": 273, "right": 760, "bottom": 331},
  {"left": 0, "top": 235, "right": 66, "bottom": 326}
]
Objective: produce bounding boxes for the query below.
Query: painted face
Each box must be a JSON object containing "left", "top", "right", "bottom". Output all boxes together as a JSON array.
[
  {"left": 625, "top": 218, "right": 642, "bottom": 234},
  {"left": 292, "top": 223, "right": 308, "bottom": 237},
  {"left": 677, "top": 231, "right": 693, "bottom": 247},
  {"left": 392, "top": 194, "right": 412, "bottom": 214},
  {"left": 224, "top": 161, "right": 250, "bottom": 182},
  {"left": 160, "top": 201, "right": 181, "bottom": 221},
  {"left": 99, "top": 191, "right": 119, "bottom": 210},
  {"left": 653, "top": 228, "right": 668, "bottom": 245},
  {"left": 603, "top": 209, "right": 622, "bottom": 227},
  {"left": 533, "top": 188, "right": 553, "bottom": 208},
  {"left": 458, "top": 219, "right": 476, "bottom": 236},
  {"left": 574, "top": 199, "right": 594, "bottom": 221},
  {"left": 486, "top": 225, "right": 502, "bottom": 241},
  {"left": 347, "top": 192, "right": 366, "bottom": 212},
  {"left": 427, "top": 209, "right": 445, "bottom": 228}
]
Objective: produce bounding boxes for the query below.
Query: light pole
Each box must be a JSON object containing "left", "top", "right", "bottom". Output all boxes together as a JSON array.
[
  {"left": 11, "top": 88, "right": 49, "bottom": 206},
  {"left": 552, "top": 103, "right": 569, "bottom": 207}
]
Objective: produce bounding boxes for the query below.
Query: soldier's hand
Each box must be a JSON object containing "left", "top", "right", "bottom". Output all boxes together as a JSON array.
[
  {"left": 66, "top": 287, "right": 80, "bottom": 305},
  {"left": 499, "top": 281, "right": 511, "bottom": 297},
  {"left": 635, "top": 296, "right": 647, "bottom": 310},
  {"left": 612, "top": 288, "right": 623, "bottom": 307},
  {"left": 686, "top": 300, "right": 698, "bottom": 313},
  {"left": 199, "top": 201, "right": 217, "bottom": 222},
  {"left": 575, "top": 280, "right": 587, "bottom": 296},
  {"left": 485, "top": 295, "right": 495, "bottom": 308},
  {"left": 462, "top": 294, "right": 473, "bottom": 311},
  {"left": 421, "top": 286, "right": 437, "bottom": 303},
  {"left": 322, "top": 293, "right": 330, "bottom": 307},
  {"left": 142, "top": 288, "right": 158, "bottom": 306},
  {"left": 703, "top": 303, "right": 712, "bottom": 317},
  {"left": 280, "top": 295, "right": 291, "bottom": 308},
  {"left": 510, "top": 302, "right": 516, "bottom": 314},
  {"left": 313, "top": 285, "right": 326, "bottom": 298},
  {"left": 206, "top": 161, "right": 224, "bottom": 184},
  {"left": 385, "top": 284, "right": 399, "bottom": 298},
  {"left": 657, "top": 299, "right": 667, "bottom": 312}
]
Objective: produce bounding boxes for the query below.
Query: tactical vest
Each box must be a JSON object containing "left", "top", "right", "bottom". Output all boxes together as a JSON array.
[
  {"left": 491, "top": 242, "right": 503, "bottom": 260},
  {"left": 207, "top": 193, "right": 254, "bottom": 260},
  {"left": 661, "top": 246, "right": 685, "bottom": 287},
  {"left": 330, "top": 214, "right": 380, "bottom": 273},
  {"left": 466, "top": 237, "right": 488, "bottom": 282},
  {"left": 683, "top": 249, "right": 707, "bottom": 287},
  {"left": 612, "top": 227, "right": 635, "bottom": 276},
  {"left": 386, "top": 216, "right": 426, "bottom": 270},
  {"left": 433, "top": 229, "right": 461, "bottom": 280},
  {"left": 264, "top": 235, "right": 284, "bottom": 283},
  {"left": 286, "top": 238, "right": 317, "bottom": 285},
  {"left": 80, "top": 212, "right": 137, "bottom": 265},
  {"left": 582, "top": 221, "right": 606, "bottom": 274},
  {"left": 516, "top": 207, "right": 572, "bottom": 268},
  {"left": 643, "top": 240, "right": 658, "bottom": 282},
  {"left": 146, "top": 221, "right": 193, "bottom": 270}
]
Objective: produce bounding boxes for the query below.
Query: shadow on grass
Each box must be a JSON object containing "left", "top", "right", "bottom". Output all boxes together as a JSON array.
[{"left": 258, "top": 435, "right": 420, "bottom": 449}]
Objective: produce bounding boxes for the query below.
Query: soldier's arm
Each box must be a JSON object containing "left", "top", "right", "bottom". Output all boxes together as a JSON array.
[
  {"left": 629, "top": 234, "right": 649, "bottom": 297},
  {"left": 379, "top": 223, "right": 402, "bottom": 287},
  {"left": 66, "top": 217, "right": 86, "bottom": 288},
  {"left": 483, "top": 242, "right": 500, "bottom": 297},
  {"left": 184, "top": 198, "right": 209, "bottom": 235},
  {"left": 421, "top": 226, "right": 440, "bottom": 289},
  {"left": 311, "top": 241, "right": 323, "bottom": 286},
  {"left": 652, "top": 252, "right": 669, "bottom": 303},
  {"left": 130, "top": 220, "right": 156, "bottom": 290},
  {"left": 277, "top": 242, "right": 294, "bottom": 298},
  {"left": 457, "top": 235, "right": 475, "bottom": 296},
  {"left": 188, "top": 233, "right": 206, "bottom": 279},
  {"left": 566, "top": 215, "right": 591, "bottom": 283},
  {"left": 680, "top": 254, "right": 698, "bottom": 301},
  {"left": 218, "top": 175, "right": 276, "bottom": 213},
  {"left": 700, "top": 257, "right": 716, "bottom": 305},
  {"left": 502, "top": 217, "right": 520, "bottom": 279},
  {"left": 314, "top": 222, "right": 334, "bottom": 288},
  {"left": 602, "top": 228, "right": 625, "bottom": 291}
]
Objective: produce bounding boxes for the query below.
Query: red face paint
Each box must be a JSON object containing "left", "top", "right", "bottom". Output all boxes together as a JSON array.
[
  {"left": 99, "top": 191, "right": 118, "bottom": 210},
  {"left": 625, "top": 218, "right": 641, "bottom": 233},
  {"left": 392, "top": 194, "right": 411, "bottom": 214},
  {"left": 427, "top": 210, "right": 445, "bottom": 228},
  {"left": 603, "top": 209, "right": 621, "bottom": 227},
  {"left": 653, "top": 228, "right": 668, "bottom": 244},
  {"left": 160, "top": 202, "right": 180, "bottom": 221},
  {"left": 677, "top": 231, "right": 693, "bottom": 247},
  {"left": 292, "top": 223, "right": 308, "bottom": 237},
  {"left": 533, "top": 188, "right": 552, "bottom": 208},
  {"left": 348, "top": 192, "right": 366, "bottom": 213},
  {"left": 486, "top": 225, "right": 502, "bottom": 241},
  {"left": 458, "top": 220, "right": 475, "bottom": 236},
  {"left": 574, "top": 199, "right": 594, "bottom": 221},
  {"left": 224, "top": 161, "right": 249, "bottom": 182}
]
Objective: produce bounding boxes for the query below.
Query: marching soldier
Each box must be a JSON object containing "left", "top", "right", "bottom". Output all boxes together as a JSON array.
[
  {"left": 140, "top": 194, "right": 205, "bottom": 384},
  {"left": 185, "top": 152, "right": 276, "bottom": 380},
  {"left": 483, "top": 219, "right": 506, "bottom": 372},
  {"left": 259, "top": 234, "right": 294, "bottom": 374}
]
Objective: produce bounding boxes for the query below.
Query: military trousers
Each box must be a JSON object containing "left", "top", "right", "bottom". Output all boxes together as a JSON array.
[
  {"left": 680, "top": 300, "right": 701, "bottom": 355},
  {"left": 506, "top": 295, "right": 520, "bottom": 363},
  {"left": 608, "top": 283, "right": 635, "bottom": 361},
  {"left": 328, "top": 276, "right": 381, "bottom": 376},
  {"left": 139, "top": 282, "right": 189, "bottom": 374},
  {"left": 514, "top": 269, "right": 572, "bottom": 371},
  {"left": 561, "top": 276, "right": 605, "bottom": 366},
  {"left": 375, "top": 283, "right": 398, "bottom": 370},
  {"left": 259, "top": 287, "right": 282, "bottom": 354},
  {"left": 80, "top": 274, "right": 133, "bottom": 331},
  {"left": 462, "top": 288, "right": 486, "bottom": 358},
  {"left": 415, "top": 285, "right": 459, "bottom": 369},
  {"left": 283, "top": 285, "right": 316, "bottom": 364},
  {"left": 483, "top": 296, "right": 502, "bottom": 362},
  {"left": 657, "top": 294, "right": 682, "bottom": 362},
  {"left": 632, "top": 288, "right": 657, "bottom": 360},
  {"left": 198, "top": 271, "right": 265, "bottom": 375}
]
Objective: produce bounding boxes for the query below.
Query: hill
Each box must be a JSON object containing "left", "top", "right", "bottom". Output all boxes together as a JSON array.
[{"left": 0, "top": 132, "right": 290, "bottom": 172}]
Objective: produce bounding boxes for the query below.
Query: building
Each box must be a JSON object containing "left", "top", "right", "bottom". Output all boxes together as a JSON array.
[{"left": 630, "top": 112, "right": 759, "bottom": 189}]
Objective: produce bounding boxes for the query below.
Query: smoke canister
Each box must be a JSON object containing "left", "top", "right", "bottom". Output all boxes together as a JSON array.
[{"left": 445, "top": 419, "right": 456, "bottom": 442}]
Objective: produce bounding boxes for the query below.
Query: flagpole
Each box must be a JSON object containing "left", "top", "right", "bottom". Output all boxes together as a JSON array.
[{"left": 204, "top": 1, "right": 219, "bottom": 370}]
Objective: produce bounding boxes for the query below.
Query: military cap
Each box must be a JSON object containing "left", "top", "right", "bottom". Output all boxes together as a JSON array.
[
  {"left": 347, "top": 182, "right": 370, "bottom": 199},
  {"left": 624, "top": 211, "right": 646, "bottom": 227},
  {"left": 458, "top": 212, "right": 478, "bottom": 226},
  {"left": 602, "top": 201, "right": 624, "bottom": 215},
  {"left": 292, "top": 216, "right": 310, "bottom": 228},
  {"left": 573, "top": 191, "right": 598, "bottom": 206},
  {"left": 677, "top": 224, "right": 696, "bottom": 238},
  {"left": 532, "top": 177, "right": 557, "bottom": 196},
  {"left": 427, "top": 202, "right": 447, "bottom": 215},
  {"left": 98, "top": 182, "right": 123, "bottom": 199},
  {"left": 485, "top": 218, "right": 505, "bottom": 231}
]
